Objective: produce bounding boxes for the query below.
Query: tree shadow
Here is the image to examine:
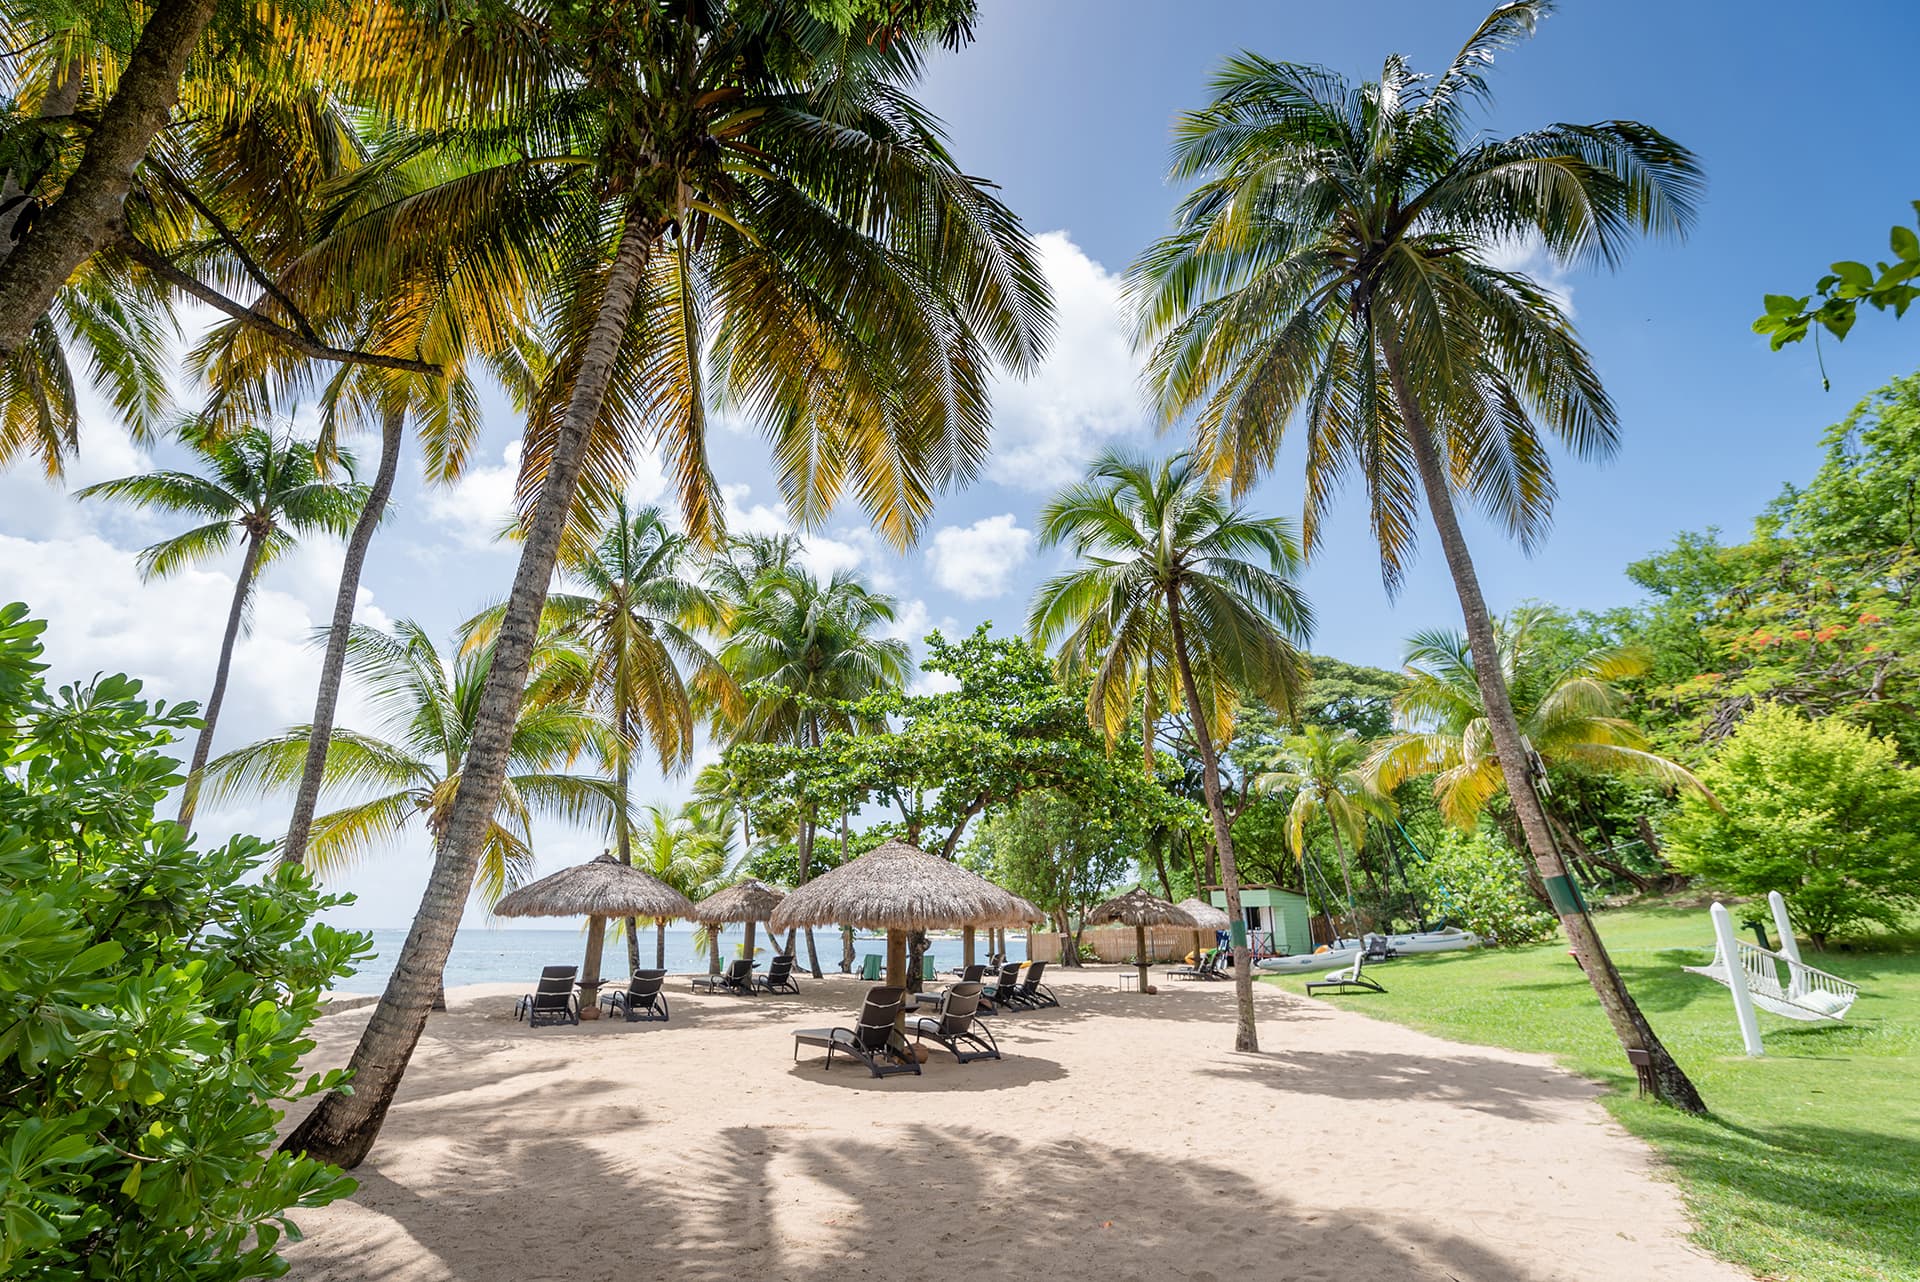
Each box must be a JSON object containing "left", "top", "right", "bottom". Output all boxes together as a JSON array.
[{"left": 1198, "top": 1047, "right": 1599, "bottom": 1123}]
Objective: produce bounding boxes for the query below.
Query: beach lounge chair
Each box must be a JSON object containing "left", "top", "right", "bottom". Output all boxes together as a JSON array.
[
  {"left": 600, "top": 969, "right": 669, "bottom": 1021},
  {"left": 978, "top": 961, "right": 1022, "bottom": 1014},
  {"left": 691, "top": 958, "right": 754, "bottom": 995},
  {"left": 1168, "top": 951, "right": 1219, "bottom": 982},
  {"left": 909, "top": 982, "right": 1001, "bottom": 1064},
  {"left": 1006, "top": 959, "right": 1058, "bottom": 1009},
  {"left": 514, "top": 965, "right": 580, "bottom": 1027},
  {"left": 1307, "top": 952, "right": 1385, "bottom": 995},
  {"left": 755, "top": 955, "right": 801, "bottom": 995},
  {"left": 914, "top": 965, "right": 990, "bottom": 1012},
  {"left": 791, "top": 987, "right": 921, "bottom": 1078}
]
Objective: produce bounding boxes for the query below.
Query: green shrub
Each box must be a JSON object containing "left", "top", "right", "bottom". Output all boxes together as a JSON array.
[
  {"left": 1663, "top": 703, "right": 1920, "bottom": 947},
  {"left": 0, "top": 603, "right": 371, "bottom": 1279},
  {"left": 1404, "top": 827, "right": 1559, "bottom": 947}
]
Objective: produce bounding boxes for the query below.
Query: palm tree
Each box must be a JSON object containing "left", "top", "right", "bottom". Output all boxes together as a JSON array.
[
  {"left": 76, "top": 425, "right": 365, "bottom": 826},
  {"left": 198, "top": 620, "right": 624, "bottom": 907},
  {"left": 628, "top": 805, "right": 729, "bottom": 969},
  {"left": 1127, "top": 1, "right": 1707, "bottom": 1111},
  {"left": 1029, "top": 450, "right": 1312, "bottom": 1053},
  {"left": 1371, "top": 606, "right": 1709, "bottom": 855},
  {"left": 287, "top": 3, "right": 1047, "bottom": 1168},
  {"left": 1261, "top": 725, "right": 1395, "bottom": 933},
  {"left": 715, "top": 554, "right": 910, "bottom": 976},
  {"left": 532, "top": 500, "right": 736, "bottom": 972}
]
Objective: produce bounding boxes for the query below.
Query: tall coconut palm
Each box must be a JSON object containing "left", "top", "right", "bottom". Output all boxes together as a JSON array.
[
  {"left": 521, "top": 500, "right": 736, "bottom": 972},
  {"left": 287, "top": 2, "right": 1047, "bottom": 1168},
  {"left": 76, "top": 425, "right": 365, "bottom": 826},
  {"left": 1370, "top": 607, "right": 1709, "bottom": 842},
  {"left": 1128, "top": 1, "right": 1707, "bottom": 1110},
  {"left": 198, "top": 620, "right": 624, "bottom": 906},
  {"left": 715, "top": 556, "right": 910, "bottom": 976},
  {"left": 1261, "top": 725, "right": 1395, "bottom": 932},
  {"left": 1029, "top": 450, "right": 1312, "bottom": 1053},
  {"left": 628, "top": 804, "right": 729, "bottom": 969}
]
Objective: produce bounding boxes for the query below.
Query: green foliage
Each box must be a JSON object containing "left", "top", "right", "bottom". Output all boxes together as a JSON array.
[
  {"left": 1401, "top": 827, "right": 1559, "bottom": 947},
  {"left": 970, "top": 790, "right": 1135, "bottom": 938},
  {"left": 1618, "top": 376, "right": 1920, "bottom": 758},
  {"left": 1663, "top": 705, "right": 1920, "bottom": 946},
  {"left": 1755, "top": 202, "right": 1920, "bottom": 375},
  {"left": 0, "top": 603, "right": 370, "bottom": 1280}
]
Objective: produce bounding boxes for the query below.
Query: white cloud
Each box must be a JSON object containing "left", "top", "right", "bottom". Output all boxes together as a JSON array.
[
  {"left": 716, "top": 481, "right": 894, "bottom": 587},
  {"left": 1480, "top": 233, "right": 1577, "bottom": 317},
  {"left": 422, "top": 439, "right": 522, "bottom": 552},
  {"left": 985, "top": 231, "right": 1149, "bottom": 491},
  {"left": 926, "top": 513, "right": 1031, "bottom": 600}
]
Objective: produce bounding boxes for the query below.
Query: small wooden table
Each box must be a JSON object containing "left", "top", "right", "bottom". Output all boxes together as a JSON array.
[{"left": 1117, "top": 972, "right": 1138, "bottom": 992}]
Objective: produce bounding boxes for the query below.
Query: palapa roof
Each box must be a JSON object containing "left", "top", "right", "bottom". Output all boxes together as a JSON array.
[
  {"left": 1086, "top": 887, "right": 1198, "bottom": 928},
  {"left": 768, "top": 839, "right": 1040, "bottom": 933},
  {"left": 1175, "top": 897, "right": 1231, "bottom": 930},
  {"left": 495, "top": 853, "right": 695, "bottom": 921},
  {"left": 691, "top": 878, "right": 785, "bottom": 924}
]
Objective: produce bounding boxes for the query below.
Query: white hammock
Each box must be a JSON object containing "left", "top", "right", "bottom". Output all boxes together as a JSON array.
[{"left": 1684, "top": 936, "right": 1858, "bottom": 1022}]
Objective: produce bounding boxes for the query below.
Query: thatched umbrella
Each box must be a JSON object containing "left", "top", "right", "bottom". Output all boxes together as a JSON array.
[
  {"left": 769, "top": 839, "right": 1038, "bottom": 999},
  {"left": 496, "top": 854, "right": 695, "bottom": 1015},
  {"left": 1087, "top": 888, "right": 1197, "bottom": 992},
  {"left": 691, "top": 878, "right": 786, "bottom": 972},
  {"left": 1176, "top": 896, "right": 1231, "bottom": 961}
]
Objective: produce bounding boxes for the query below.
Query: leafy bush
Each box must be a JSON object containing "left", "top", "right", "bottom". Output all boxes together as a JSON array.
[
  {"left": 1663, "top": 703, "right": 1920, "bottom": 946},
  {"left": 0, "top": 603, "right": 371, "bottom": 1279},
  {"left": 1403, "top": 827, "right": 1559, "bottom": 947}
]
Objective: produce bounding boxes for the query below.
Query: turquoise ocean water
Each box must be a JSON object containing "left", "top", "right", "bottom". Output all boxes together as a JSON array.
[{"left": 336, "top": 925, "right": 1029, "bottom": 993}]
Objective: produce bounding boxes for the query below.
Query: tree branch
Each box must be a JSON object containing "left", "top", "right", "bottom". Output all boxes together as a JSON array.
[
  {"left": 122, "top": 235, "right": 441, "bottom": 378},
  {"left": 155, "top": 169, "right": 321, "bottom": 343}
]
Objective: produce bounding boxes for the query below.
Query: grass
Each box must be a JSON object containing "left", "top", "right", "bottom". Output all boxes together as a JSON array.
[{"left": 1261, "top": 904, "right": 1920, "bottom": 1282}]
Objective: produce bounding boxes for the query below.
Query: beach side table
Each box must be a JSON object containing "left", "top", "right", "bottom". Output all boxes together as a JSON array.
[{"left": 1117, "top": 971, "right": 1138, "bottom": 992}]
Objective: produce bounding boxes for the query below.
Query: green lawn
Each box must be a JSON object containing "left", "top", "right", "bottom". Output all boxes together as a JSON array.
[{"left": 1261, "top": 905, "right": 1920, "bottom": 1282}]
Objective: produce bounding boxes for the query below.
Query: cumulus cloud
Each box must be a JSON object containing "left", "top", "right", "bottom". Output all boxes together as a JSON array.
[
  {"left": 716, "top": 482, "right": 897, "bottom": 588},
  {"left": 1480, "top": 233, "right": 1577, "bottom": 317},
  {"left": 985, "top": 231, "right": 1149, "bottom": 491},
  {"left": 926, "top": 513, "right": 1031, "bottom": 600}
]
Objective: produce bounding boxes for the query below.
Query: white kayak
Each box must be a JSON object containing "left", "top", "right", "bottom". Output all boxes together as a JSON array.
[{"left": 1254, "top": 929, "right": 1480, "bottom": 974}]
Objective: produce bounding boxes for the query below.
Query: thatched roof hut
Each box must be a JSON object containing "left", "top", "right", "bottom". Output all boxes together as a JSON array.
[
  {"left": 495, "top": 854, "right": 695, "bottom": 1010},
  {"left": 691, "top": 878, "right": 785, "bottom": 972},
  {"left": 769, "top": 839, "right": 1039, "bottom": 991},
  {"left": 496, "top": 853, "right": 695, "bottom": 921},
  {"left": 1176, "top": 897, "right": 1231, "bottom": 931},
  {"left": 1087, "top": 888, "right": 1197, "bottom": 992}
]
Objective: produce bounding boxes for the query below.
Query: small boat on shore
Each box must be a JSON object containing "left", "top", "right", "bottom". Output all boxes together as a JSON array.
[{"left": 1254, "top": 928, "right": 1480, "bottom": 974}]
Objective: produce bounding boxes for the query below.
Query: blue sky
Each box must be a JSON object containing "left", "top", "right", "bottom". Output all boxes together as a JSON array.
[{"left": 3, "top": 0, "right": 1916, "bottom": 929}]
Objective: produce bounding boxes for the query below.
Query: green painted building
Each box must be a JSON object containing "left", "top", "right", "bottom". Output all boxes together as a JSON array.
[{"left": 1209, "top": 885, "right": 1313, "bottom": 957}]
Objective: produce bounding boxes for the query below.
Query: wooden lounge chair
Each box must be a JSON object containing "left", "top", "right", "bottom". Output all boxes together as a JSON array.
[
  {"left": 691, "top": 958, "right": 754, "bottom": 995},
  {"left": 909, "top": 982, "right": 1000, "bottom": 1064},
  {"left": 1005, "top": 959, "right": 1058, "bottom": 1009},
  {"left": 1307, "top": 952, "right": 1385, "bottom": 995},
  {"left": 792, "top": 987, "right": 920, "bottom": 1078},
  {"left": 755, "top": 954, "right": 801, "bottom": 995},
  {"left": 978, "top": 961, "right": 1022, "bottom": 1015},
  {"left": 514, "top": 965, "right": 580, "bottom": 1027},
  {"left": 601, "top": 969, "right": 669, "bottom": 1021}
]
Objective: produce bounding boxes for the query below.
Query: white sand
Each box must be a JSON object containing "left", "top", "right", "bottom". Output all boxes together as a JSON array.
[{"left": 283, "top": 967, "right": 1748, "bottom": 1281}]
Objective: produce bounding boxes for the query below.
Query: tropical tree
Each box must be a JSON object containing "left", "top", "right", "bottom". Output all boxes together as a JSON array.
[
  {"left": 197, "top": 620, "right": 624, "bottom": 907},
  {"left": 1128, "top": 0, "right": 1708, "bottom": 1110},
  {"left": 1261, "top": 724, "right": 1394, "bottom": 930},
  {"left": 76, "top": 424, "right": 364, "bottom": 826},
  {"left": 1030, "top": 450, "right": 1312, "bottom": 1053},
  {"left": 524, "top": 499, "right": 735, "bottom": 972},
  {"left": 627, "top": 804, "right": 729, "bottom": 968},
  {"left": 1370, "top": 607, "right": 1710, "bottom": 854},
  {"left": 287, "top": 0, "right": 1047, "bottom": 1169},
  {"left": 715, "top": 556, "right": 910, "bottom": 975}
]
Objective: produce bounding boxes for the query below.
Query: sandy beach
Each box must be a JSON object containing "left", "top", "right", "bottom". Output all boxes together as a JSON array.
[{"left": 283, "top": 968, "right": 1748, "bottom": 1282}]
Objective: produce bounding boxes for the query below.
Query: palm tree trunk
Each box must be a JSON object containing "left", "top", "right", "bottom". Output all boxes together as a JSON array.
[
  {"left": 178, "top": 531, "right": 262, "bottom": 828},
  {"left": 615, "top": 757, "right": 641, "bottom": 976},
  {"left": 838, "top": 809, "right": 855, "bottom": 973},
  {"left": 708, "top": 927, "right": 722, "bottom": 976},
  {"left": 1324, "top": 812, "right": 1361, "bottom": 934},
  {"left": 796, "top": 717, "right": 822, "bottom": 977},
  {"left": 281, "top": 404, "right": 405, "bottom": 867},
  {"left": 1166, "top": 588, "right": 1258, "bottom": 1053},
  {"left": 1377, "top": 321, "right": 1705, "bottom": 1114},
  {"left": 283, "top": 202, "right": 664, "bottom": 1167},
  {"left": 0, "top": 0, "right": 219, "bottom": 356},
  {"left": 655, "top": 918, "right": 667, "bottom": 970}
]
